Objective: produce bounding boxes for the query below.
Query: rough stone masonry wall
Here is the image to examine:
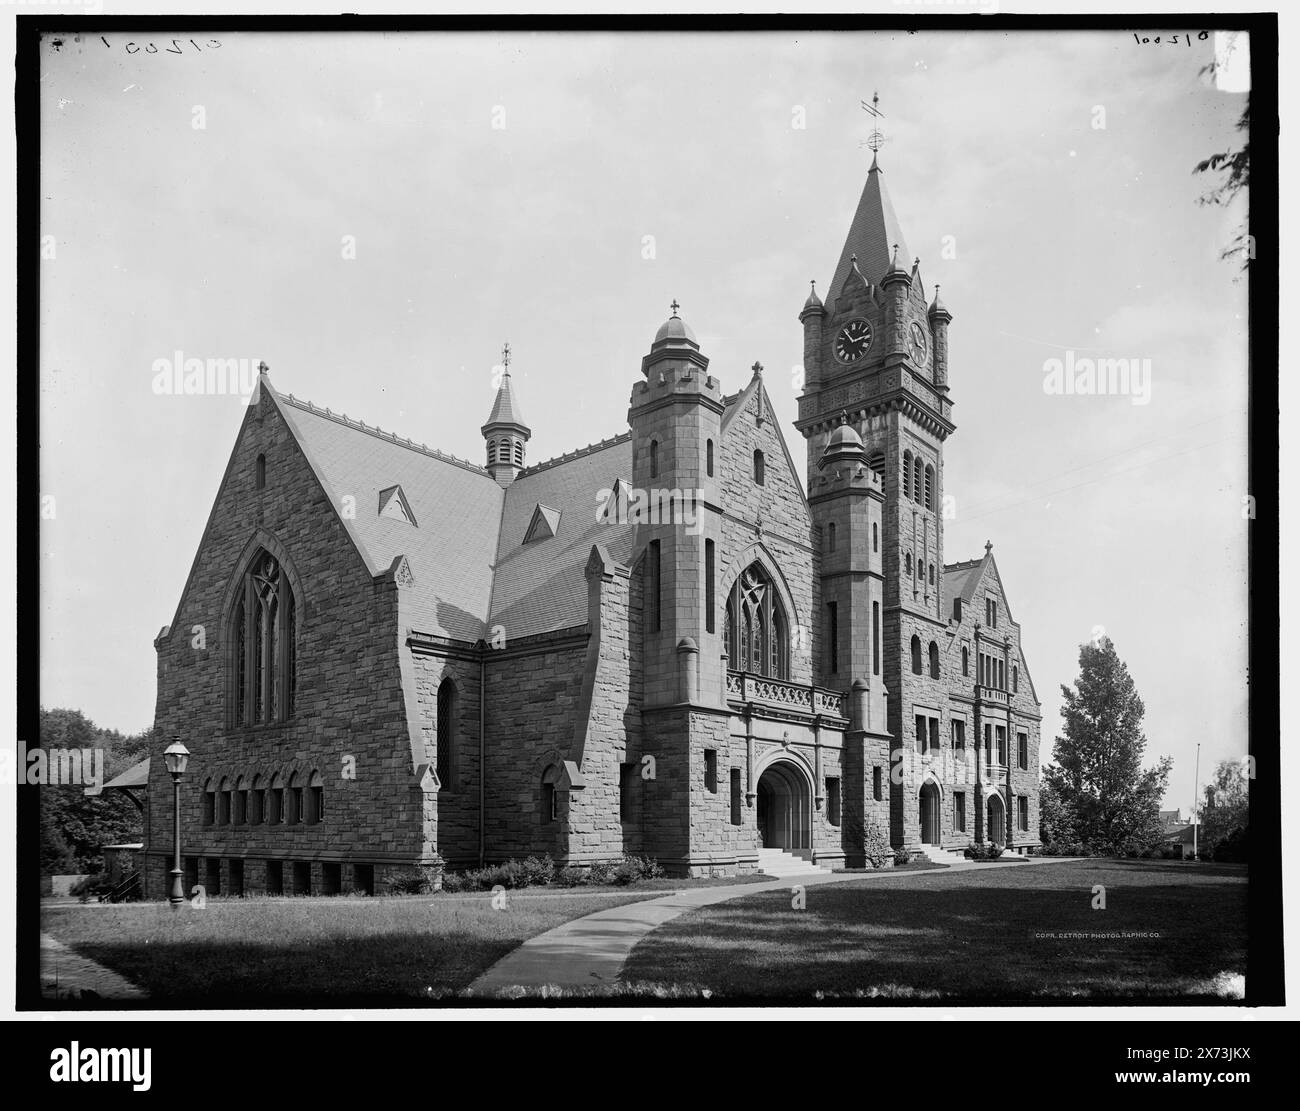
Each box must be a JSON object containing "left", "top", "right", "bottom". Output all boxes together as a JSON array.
[
  {"left": 145, "top": 391, "right": 430, "bottom": 898},
  {"left": 479, "top": 633, "right": 587, "bottom": 862},
  {"left": 410, "top": 649, "right": 483, "bottom": 869}
]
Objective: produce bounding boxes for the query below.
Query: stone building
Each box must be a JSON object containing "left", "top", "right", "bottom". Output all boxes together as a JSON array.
[{"left": 142, "top": 152, "right": 1042, "bottom": 897}]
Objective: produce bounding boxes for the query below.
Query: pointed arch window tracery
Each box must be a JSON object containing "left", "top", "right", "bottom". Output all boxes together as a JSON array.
[
  {"left": 725, "top": 562, "right": 789, "bottom": 680},
  {"left": 230, "top": 548, "right": 297, "bottom": 727}
]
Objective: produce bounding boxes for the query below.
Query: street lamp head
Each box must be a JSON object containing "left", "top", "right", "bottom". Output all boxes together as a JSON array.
[{"left": 163, "top": 738, "right": 190, "bottom": 778}]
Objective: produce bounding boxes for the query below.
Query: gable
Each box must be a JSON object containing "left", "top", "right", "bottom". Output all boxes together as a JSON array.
[{"left": 720, "top": 376, "right": 810, "bottom": 529}]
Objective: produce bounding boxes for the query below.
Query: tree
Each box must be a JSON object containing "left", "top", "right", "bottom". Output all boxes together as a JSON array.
[
  {"left": 37, "top": 708, "right": 153, "bottom": 875},
  {"left": 1193, "top": 88, "right": 1250, "bottom": 265},
  {"left": 1043, "top": 637, "right": 1171, "bottom": 852},
  {"left": 1199, "top": 758, "right": 1249, "bottom": 859}
]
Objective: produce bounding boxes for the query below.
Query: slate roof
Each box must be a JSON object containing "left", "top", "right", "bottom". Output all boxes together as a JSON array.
[
  {"left": 829, "top": 157, "right": 912, "bottom": 299},
  {"left": 271, "top": 382, "right": 634, "bottom": 643},
  {"left": 274, "top": 391, "right": 503, "bottom": 641},
  {"left": 491, "top": 436, "right": 634, "bottom": 636},
  {"left": 942, "top": 556, "right": 987, "bottom": 605}
]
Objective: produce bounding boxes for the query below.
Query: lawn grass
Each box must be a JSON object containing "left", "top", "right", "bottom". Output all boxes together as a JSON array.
[
  {"left": 620, "top": 860, "right": 1249, "bottom": 1004},
  {"left": 41, "top": 890, "right": 665, "bottom": 1007}
]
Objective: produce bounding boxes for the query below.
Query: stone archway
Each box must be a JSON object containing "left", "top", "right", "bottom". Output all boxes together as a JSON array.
[
  {"left": 756, "top": 760, "right": 813, "bottom": 859},
  {"left": 987, "top": 792, "right": 1006, "bottom": 845},
  {"left": 919, "top": 780, "right": 942, "bottom": 845}
]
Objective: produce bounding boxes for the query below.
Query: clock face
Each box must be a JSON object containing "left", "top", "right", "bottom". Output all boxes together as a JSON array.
[
  {"left": 910, "top": 322, "right": 928, "bottom": 360},
  {"left": 834, "top": 319, "right": 873, "bottom": 364}
]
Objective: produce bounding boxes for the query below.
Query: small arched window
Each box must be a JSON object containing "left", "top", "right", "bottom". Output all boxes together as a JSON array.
[
  {"left": 234, "top": 775, "right": 249, "bottom": 824},
  {"left": 287, "top": 771, "right": 303, "bottom": 825},
  {"left": 436, "top": 678, "right": 456, "bottom": 791},
  {"left": 905, "top": 552, "right": 913, "bottom": 576},
  {"left": 753, "top": 449, "right": 765, "bottom": 486},
  {"left": 541, "top": 765, "right": 559, "bottom": 824},
  {"left": 929, "top": 641, "right": 940, "bottom": 679},
  {"left": 924, "top": 465, "right": 934, "bottom": 510},
  {"left": 910, "top": 635, "right": 922, "bottom": 675},
  {"left": 249, "top": 774, "right": 265, "bottom": 824},
  {"left": 929, "top": 563, "right": 936, "bottom": 586},
  {"left": 649, "top": 440, "right": 659, "bottom": 479},
  {"left": 902, "top": 452, "right": 912, "bottom": 501},
  {"left": 308, "top": 769, "right": 324, "bottom": 824},
  {"left": 255, "top": 454, "right": 266, "bottom": 490},
  {"left": 827, "top": 522, "right": 837, "bottom": 552},
  {"left": 961, "top": 646, "right": 969, "bottom": 677},
  {"left": 218, "top": 777, "right": 232, "bottom": 825},
  {"left": 706, "top": 439, "right": 714, "bottom": 477},
  {"left": 268, "top": 772, "right": 284, "bottom": 824}
]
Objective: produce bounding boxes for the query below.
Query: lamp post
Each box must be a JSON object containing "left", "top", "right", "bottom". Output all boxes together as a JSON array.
[{"left": 163, "top": 738, "right": 191, "bottom": 906}]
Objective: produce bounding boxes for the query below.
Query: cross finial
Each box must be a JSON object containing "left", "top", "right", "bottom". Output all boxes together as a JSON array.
[
  {"left": 501, "top": 342, "right": 511, "bottom": 372},
  {"left": 752, "top": 361, "right": 764, "bottom": 377},
  {"left": 670, "top": 298, "right": 680, "bottom": 317},
  {"left": 258, "top": 361, "right": 269, "bottom": 375},
  {"left": 985, "top": 539, "right": 993, "bottom": 555},
  {"left": 838, "top": 409, "right": 849, "bottom": 426}
]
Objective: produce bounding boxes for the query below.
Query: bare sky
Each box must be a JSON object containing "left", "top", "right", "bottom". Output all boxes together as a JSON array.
[{"left": 38, "top": 27, "right": 1250, "bottom": 811}]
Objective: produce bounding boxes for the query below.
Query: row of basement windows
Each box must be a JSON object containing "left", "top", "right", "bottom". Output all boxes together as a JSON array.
[
  {"left": 913, "top": 715, "right": 1031, "bottom": 770},
  {"left": 202, "top": 772, "right": 324, "bottom": 826},
  {"left": 182, "top": 858, "right": 375, "bottom": 897}
]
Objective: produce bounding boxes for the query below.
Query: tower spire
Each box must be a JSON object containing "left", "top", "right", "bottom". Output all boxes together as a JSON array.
[
  {"left": 832, "top": 92, "right": 909, "bottom": 296},
  {"left": 482, "top": 343, "right": 531, "bottom": 486}
]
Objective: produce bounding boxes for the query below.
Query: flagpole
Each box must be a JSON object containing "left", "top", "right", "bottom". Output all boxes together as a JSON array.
[{"left": 1193, "top": 742, "right": 1201, "bottom": 860}]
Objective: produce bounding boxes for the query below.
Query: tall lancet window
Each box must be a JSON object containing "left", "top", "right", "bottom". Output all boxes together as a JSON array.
[
  {"left": 230, "top": 549, "right": 297, "bottom": 726},
  {"left": 725, "top": 562, "right": 789, "bottom": 680}
]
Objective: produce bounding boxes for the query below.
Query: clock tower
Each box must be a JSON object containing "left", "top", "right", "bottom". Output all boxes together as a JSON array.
[{"left": 795, "top": 148, "right": 956, "bottom": 847}]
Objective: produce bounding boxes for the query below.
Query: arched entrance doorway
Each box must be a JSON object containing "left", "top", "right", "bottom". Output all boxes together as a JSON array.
[
  {"left": 756, "top": 761, "right": 812, "bottom": 858},
  {"left": 919, "top": 781, "right": 941, "bottom": 845},
  {"left": 987, "top": 792, "right": 1006, "bottom": 845}
]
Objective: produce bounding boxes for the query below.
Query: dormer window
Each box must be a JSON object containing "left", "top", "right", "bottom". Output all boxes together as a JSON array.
[
  {"left": 523, "top": 503, "right": 561, "bottom": 543},
  {"left": 378, "top": 485, "right": 417, "bottom": 526}
]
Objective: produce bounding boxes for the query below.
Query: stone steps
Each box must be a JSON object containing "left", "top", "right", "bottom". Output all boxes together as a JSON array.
[{"left": 757, "top": 848, "right": 832, "bottom": 878}]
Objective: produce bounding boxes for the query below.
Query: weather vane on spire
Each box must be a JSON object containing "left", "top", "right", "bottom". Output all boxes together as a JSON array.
[
  {"left": 860, "top": 90, "right": 886, "bottom": 156},
  {"left": 502, "top": 342, "right": 511, "bottom": 372}
]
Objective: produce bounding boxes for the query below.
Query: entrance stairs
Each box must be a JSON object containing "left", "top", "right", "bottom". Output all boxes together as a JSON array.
[
  {"left": 757, "top": 848, "right": 832, "bottom": 878},
  {"left": 912, "top": 845, "right": 968, "bottom": 866}
]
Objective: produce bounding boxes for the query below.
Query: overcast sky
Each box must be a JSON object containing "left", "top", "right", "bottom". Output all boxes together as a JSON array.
[{"left": 39, "top": 27, "right": 1250, "bottom": 812}]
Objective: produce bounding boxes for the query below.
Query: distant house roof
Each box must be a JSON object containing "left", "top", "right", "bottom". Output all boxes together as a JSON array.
[
  {"left": 1163, "top": 824, "right": 1197, "bottom": 844},
  {"left": 84, "top": 757, "right": 150, "bottom": 797}
]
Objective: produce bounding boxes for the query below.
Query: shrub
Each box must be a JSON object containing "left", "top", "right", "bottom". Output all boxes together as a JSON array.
[
  {"left": 555, "top": 865, "right": 587, "bottom": 887},
  {"left": 861, "top": 820, "right": 893, "bottom": 868},
  {"left": 520, "top": 855, "right": 556, "bottom": 887},
  {"left": 893, "top": 849, "right": 912, "bottom": 867},
  {"left": 586, "top": 859, "right": 617, "bottom": 886},
  {"left": 612, "top": 854, "right": 663, "bottom": 885},
  {"left": 387, "top": 874, "right": 432, "bottom": 895},
  {"left": 440, "top": 871, "right": 470, "bottom": 893}
]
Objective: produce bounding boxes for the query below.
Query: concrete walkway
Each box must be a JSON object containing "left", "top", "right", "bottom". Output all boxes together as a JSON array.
[
  {"left": 40, "top": 933, "right": 147, "bottom": 1003},
  {"left": 467, "top": 857, "right": 1084, "bottom": 998}
]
